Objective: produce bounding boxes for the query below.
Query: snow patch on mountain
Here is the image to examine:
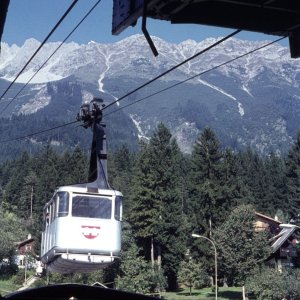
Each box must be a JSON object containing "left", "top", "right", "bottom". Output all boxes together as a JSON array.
[
  {"left": 274, "top": 117, "right": 292, "bottom": 141},
  {"left": 1, "top": 35, "right": 300, "bottom": 155},
  {"left": 3, "top": 67, "right": 64, "bottom": 84},
  {"left": 129, "top": 114, "right": 149, "bottom": 140},
  {"left": 0, "top": 35, "right": 297, "bottom": 90},
  {"left": 97, "top": 47, "right": 119, "bottom": 106},
  {"left": 173, "top": 122, "right": 199, "bottom": 153},
  {"left": 196, "top": 78, "right": 245, "bottom": 116},
  {"left": 81, "top": 90, "right": 94, "bottom": 104},
  {"left": 19, "top": 84, "right": 50, "bottom": 114},
  {"left": 0, "top": 39, "right": 83, "bottom": 84},
  {"left": 241, "top": 84, "right": 253, "bottom": 97}
]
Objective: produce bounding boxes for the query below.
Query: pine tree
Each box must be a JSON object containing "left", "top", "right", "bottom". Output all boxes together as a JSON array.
[
  {"left": 34, "top": 145, "right": 60, "bottom": 221},
  {"left": 285, "top": 131, "right": 300, "bottom": 219},
  {"left": 116, "top": 236, "right": 155, "bottom": 294},
  {"left": 129, "top": 123, "right": 187, "bottom": 290},
  {"left": 152, "top": 136, "right": 187, "bottom": 289},
  {"left": 221, "top": 148, "right": 248, "bottom": 209},
  {"left": 129, "top": 140, "right": 158, "bottom": 247},
  {"left": 58, "top": 146, "right": 88, "bottom": 186},
  {"left": 214, "top": 204, "right": 271, "bottom": 286},
  {"left": 263, "top": 153, "right": 287, "bottom": 216},
  {"left": 19, "top": 171, "right": 38, "bottom": 221},
  {"left": 0, "top": 210, "right": 28, "bottom": 263},
  {"left": 1, "top": 152, "right": 32, "bottom": 217},
  {"left": 236, "top": 148, "right": 281, "bottom": 214},
  {"left": 109, "top": 144, "right": 135, "bottom": 213},
  {"left": 189, "top": 127, "right": 224, "bottom": 235},
  {"left": 178, "top": 258, "right": 210, "bottom": 294}
]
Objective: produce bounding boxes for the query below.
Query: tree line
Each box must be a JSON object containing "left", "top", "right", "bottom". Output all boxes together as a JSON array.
[{"left": 1, "top": 124, "right": 300, "bottom": 297}]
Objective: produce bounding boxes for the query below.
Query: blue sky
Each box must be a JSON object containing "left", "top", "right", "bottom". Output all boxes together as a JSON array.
[{"left": 2, "top": 0, "right": 287, "bottom": 46}]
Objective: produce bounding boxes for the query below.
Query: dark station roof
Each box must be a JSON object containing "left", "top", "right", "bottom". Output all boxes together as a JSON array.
[
  {"left": 112, "top": 0, "right": 300, "bottom": 58},
  {"left": 1, "top": 1, "right": 299, "bottom": 57},
  {"left": 0, "top": 0, "right": 10, "bottom": 46}
]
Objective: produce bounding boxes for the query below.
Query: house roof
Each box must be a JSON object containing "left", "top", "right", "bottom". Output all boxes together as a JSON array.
[
  {"left": 270, "top": 224, "right": 300, "bottom": 253},
  {"left": 255, "top": 212, "right": 282, "bottom": 225},
  {"left": 17, "top": 237, "right": 35, "bottom": 250}
]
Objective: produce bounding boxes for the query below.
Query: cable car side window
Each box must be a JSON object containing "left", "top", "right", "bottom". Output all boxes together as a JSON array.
[
  {"left": 115, "top": 196, "right": 123, "bottom": 221},
  {"left": 43, "top": 207, "right": 50, "bottom": 230},
  {"left": 72, "top": 195, "right": 112, "bottom": 219},
  {"left": 50, "top": 200, "right": 56, "bottom": 223},
  {"left": 57, "top": 192, "right": 69, "bottom": 217}
]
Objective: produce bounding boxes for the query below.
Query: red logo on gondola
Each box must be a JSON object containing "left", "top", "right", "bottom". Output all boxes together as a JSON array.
[{"left": 81, "top": 225, "right": 100, "bottom": 239}]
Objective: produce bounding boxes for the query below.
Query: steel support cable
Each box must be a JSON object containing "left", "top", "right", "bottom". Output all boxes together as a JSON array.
[
  {"left": 0, "top": 0, "right": 79, "bottom": 106},
  {"left": 0, "top": 0, "right": 102, "bottom": 116},
  {"left": 0, "top": 36, "right": 286, "bottom": 144},
  {"left": 102, "top": 29, "right": 241, "bottom": 111},
  {"left": 104, "top": 36, "right": 286, "bottom": 117},
  {"left": 0, "top": 29, "right": 240, "bottom": 143},
  {"left": 0, "top": 117, "right": 97, "bottom": 144},
  {"left": 0, "top": 120, "right": 79, "bottom": 143}
]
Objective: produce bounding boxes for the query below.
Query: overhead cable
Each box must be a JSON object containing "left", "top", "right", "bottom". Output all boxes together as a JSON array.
[
  {"left": 102, "top": 29, "right": 241, "bottom": 111},
  {"left": 0, "top": 0, "right": 79, "bottom": 105},
  {"left": 1, "top": 36, "right": 285, "bottom": 144},
  {"left": 0, "top": 120, "right": 79, "bottom": 143},
  {"left": 0, "top": 117, "right": 98, "bottom": 144},
  {"left": 0, "top": 0, "right": 102, "bottom": 116},
  {"left": 104, "top": 36, "right": 286, "bottom": 117},
  {"left": 0, "top": 29, "right": 240, "bottom": 142}
]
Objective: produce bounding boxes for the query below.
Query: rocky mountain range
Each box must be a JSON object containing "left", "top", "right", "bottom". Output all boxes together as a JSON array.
[{"left": 0, "top": 34, "right": 300, "bottom": 159}]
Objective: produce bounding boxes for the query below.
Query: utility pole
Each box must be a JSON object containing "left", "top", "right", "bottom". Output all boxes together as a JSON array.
[{"left": 192, "top": 234, "right": 218, "bottom": 300}]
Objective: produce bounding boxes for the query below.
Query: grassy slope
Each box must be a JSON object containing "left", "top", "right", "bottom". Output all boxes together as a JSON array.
[
  {"left": 1, "top": 280, "right": 242, "bottom": 299},
  {"left": 162, "top": 287, "right": 242, "bottom": 300},
  {"left": 0, "top": 280, "right": 22, "bottom": 296}
]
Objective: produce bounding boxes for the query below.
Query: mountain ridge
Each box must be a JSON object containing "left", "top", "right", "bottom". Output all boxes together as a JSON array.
[{"left": 0, "top": 34, "right": 299, "bottom": 158}]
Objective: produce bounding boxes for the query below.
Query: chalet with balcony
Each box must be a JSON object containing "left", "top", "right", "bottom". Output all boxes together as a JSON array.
[
  {"left": 269, "top": 224, "right": 300, "bottom": 270},
  {"left": 254, "top": 212, "right": 300, "bottom": 270},
  {"left": 15, "top": 234, "right": 37, "bottom": 268},
  {"left": 254, "top": 212, "right": 281, "bottom": 234}
]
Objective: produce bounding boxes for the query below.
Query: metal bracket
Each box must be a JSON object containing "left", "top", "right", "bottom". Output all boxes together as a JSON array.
[
  {"left": 77, "top": 98, "right": 110, "bottom": 189},
  {"left": 77, "top": 98, "right": 104, "bottom": 128},
  {"left": 142, "top": 0, "right": 158, "bottom": 56}
]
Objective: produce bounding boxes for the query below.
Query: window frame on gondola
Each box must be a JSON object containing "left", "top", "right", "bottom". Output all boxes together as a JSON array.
[
  {"left": 57, "top": 191, "right": 69, "bottom": 217},
  {"left": 115, "top": 196, "right": 123, "bottom": 221},
  {"left": 71, "top": 194, "right": 113, "bottom": 219}
]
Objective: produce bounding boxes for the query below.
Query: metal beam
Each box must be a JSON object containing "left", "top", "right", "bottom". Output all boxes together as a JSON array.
[{"left": 0, "top": 0, "right": 10, "bottom": 47}]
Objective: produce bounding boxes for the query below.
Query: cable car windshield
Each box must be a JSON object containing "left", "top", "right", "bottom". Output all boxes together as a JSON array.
[{"left": 72, "top": 194, "right": 112, "bottom": 219}]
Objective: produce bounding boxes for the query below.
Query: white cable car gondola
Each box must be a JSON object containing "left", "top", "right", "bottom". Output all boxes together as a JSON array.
[{"left": 41, "top": 99, "right": 123, "bottom": 273}]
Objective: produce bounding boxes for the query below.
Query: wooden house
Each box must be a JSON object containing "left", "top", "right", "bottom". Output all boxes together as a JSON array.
[
  {"left": 15, "top": 234, "right": 36, "bottom": 268},
  {"left": 254, "top": 212, "right": 281, "bottom": 234},
  {"left": 254, "top": 212, "right": 300, "bottom": 270},
  {"left": 268, "top": 224, "right": 300, "bottom": 270}
]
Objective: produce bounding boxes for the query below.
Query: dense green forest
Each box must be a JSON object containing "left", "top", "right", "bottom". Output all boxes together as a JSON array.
[{"left": 1, "top": 124, "right": 300, "bottom": 298}]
